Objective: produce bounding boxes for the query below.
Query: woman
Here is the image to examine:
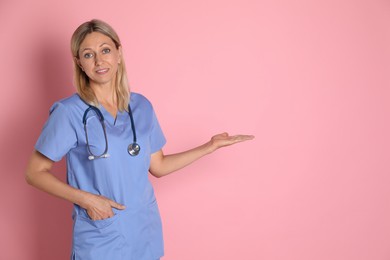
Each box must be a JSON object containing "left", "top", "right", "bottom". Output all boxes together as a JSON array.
[{"left": 26, "top": 19, "right": 254, "bottom": 260}]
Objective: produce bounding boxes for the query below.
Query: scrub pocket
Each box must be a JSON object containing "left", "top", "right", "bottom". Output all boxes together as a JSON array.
[{"left": 72, "top": 213, "right": 127, "bottom": 260}]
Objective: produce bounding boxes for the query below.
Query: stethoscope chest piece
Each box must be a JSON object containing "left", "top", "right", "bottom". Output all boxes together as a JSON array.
[{"left": 128, "top": 143, "right": 140, "bottom": 156}]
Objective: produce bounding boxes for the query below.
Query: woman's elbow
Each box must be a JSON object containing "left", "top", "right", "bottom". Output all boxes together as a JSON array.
[
  {"left": 149, "top": 150, "right": 167, "bottom": 178},
  {"left": 149, "top": 169, "right": 165, "bottom": 178},
  {"left": 25, "top": 161, "right": 42, "bottom": 186},
  {"left": 25, "top": 168, "right": 36, "bottom": 186}
]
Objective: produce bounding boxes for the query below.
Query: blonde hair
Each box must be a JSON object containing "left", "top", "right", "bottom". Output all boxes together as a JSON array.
[{"left": 71, "top": 19, "right": 130, "bottom": 111}]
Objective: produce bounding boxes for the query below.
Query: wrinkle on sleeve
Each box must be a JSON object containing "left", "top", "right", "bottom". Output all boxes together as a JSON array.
[{"left": 35, "top": 102, "right": 77, "bottom": 162}]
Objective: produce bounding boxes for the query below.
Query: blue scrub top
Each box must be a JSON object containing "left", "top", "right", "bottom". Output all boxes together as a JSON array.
[{"left": 35, "top": 93, "right": 166, "bottom": 260}]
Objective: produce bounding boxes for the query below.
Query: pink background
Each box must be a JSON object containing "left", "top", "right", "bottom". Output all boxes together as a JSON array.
[{"left": 1, "top": 0, "right": 389, "bottom": 259}]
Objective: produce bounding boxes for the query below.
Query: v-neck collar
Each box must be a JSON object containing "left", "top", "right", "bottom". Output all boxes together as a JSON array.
[
  {"left": 76, "top": 93, "right": 129, "bottom": 126},
  {"left": 99, "top": 104, "right": 126, "bottom": 126}
]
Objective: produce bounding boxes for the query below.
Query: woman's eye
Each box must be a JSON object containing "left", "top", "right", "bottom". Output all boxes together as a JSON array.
[
  {"left": 84, "top": 53, "right": 93, "bottom": 59},
  {"left": 102, "top": 48, "right": 111, "bottom": 54}
]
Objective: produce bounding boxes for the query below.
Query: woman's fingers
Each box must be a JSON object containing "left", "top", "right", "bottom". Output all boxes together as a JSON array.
[
  {"left": 230, "top": 134, "right": 255, "bottom": 142},
  {"left": 109, "top": 200, "right": 126, "bottom": 210},
  {"left": 211, "top": 133, "right": 254, "bottom": 149},
  {"left": 85, "top": 194, "right": 125, "bottom": 220}
]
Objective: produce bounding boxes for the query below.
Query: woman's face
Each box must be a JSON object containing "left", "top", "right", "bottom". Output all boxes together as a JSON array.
[{"left": 77, "top": 32, "right": 121, "bottom": 87}]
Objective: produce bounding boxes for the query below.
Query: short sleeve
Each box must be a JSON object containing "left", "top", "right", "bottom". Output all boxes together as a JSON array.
[
  {"left": 149, "top": 109, "right": 166, "bottom": 154},
  {"left": 35, "top": 102, "right": 77, "bottom": 162}
]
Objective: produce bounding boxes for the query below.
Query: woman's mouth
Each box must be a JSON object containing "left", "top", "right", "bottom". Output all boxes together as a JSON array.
[{"left": 96, "top": 68, "right": 109, "bottom": 74}]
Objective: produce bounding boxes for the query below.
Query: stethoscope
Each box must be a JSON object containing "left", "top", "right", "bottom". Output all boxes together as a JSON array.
[{"left": 82, "top": 104, "right": 140, "bottom": 160}]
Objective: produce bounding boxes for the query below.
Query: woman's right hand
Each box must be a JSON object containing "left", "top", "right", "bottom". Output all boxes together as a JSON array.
[
  {"left": 81, "top": 193, "right": 126, "bottom": 221},
  {"left": 26, "top": 151, "right": 126, "bottom": 221}
]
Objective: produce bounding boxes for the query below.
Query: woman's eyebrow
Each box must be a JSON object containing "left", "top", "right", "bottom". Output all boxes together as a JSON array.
[
  {"left": 99, "top": 43, "right": 111, "bottom": 48},
  {"left": 80, "top": 43, "right": 111, "bottom": 52},
  {"left": 80, "top": 47, "right": 92, "bottom": 53}
]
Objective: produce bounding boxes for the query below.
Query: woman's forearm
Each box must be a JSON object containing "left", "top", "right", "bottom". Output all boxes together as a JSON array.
[
  {"left": 149, "top": 133, "right": 254, "bottom": 178},
  {"left": 25, "top": 151, "right": 90, "bottom": 208},
  {"left": 26, "top": 151, "right": 125, "bottom": 220},
  {"left": 149, "top": 142, "right": 213, "bottom": 178}
]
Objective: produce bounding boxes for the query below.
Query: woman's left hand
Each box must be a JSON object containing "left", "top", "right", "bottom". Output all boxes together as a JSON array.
[{"left": 208, "top": 132, "right": 254, "bottom": 152}]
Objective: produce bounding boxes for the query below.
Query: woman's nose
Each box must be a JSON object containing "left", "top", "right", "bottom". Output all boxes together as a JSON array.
[{"left": 95, "top": 54, "right": 103, "bottom": 65}]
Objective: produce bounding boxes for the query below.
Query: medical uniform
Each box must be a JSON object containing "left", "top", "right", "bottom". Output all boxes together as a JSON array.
[{"left": 35, "top": 93, "right": 166, "bottom": 260}]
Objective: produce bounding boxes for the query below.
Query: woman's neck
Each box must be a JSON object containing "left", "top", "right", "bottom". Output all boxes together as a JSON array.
[
  {"left": 90, "top": 82, "right": 118, "bottom": 118},
  {"left": 91, "top": 82, "right": 117, "bottom": 107}
]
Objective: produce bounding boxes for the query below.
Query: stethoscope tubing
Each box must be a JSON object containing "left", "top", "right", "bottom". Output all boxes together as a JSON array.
[
  {"left": 82, "top": 103, "right": 140, "bottom": 160},
  {"left": 127, "top": 104, "right": 137, "bottom": 143}
]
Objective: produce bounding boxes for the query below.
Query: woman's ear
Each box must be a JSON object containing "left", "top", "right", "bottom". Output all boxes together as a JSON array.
[{"left": 75, "top": 57, "right": 84, "bottom": 71}]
